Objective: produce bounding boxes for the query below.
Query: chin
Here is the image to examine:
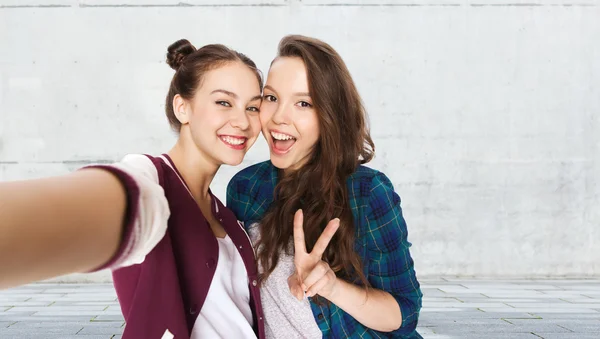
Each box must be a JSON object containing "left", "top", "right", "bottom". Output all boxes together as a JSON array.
[
  {"left": 222, "top": 157, "right": 244, "bottom": 166},
  {"left": 269, "top": 156, "right": 292, "bottom": 170}
]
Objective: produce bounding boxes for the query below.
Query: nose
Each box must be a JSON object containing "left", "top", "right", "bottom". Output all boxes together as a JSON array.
[
  {"left": 230, "top": 108, "right": 250, "bottom": 130},
  {"left": 270, "top": 102, "right": 292, "bottom": 125}
]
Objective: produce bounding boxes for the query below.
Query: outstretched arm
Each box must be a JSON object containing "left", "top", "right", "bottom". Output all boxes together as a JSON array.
[{"left": 0, "top": 169, "right": 127, "bottom": 289}]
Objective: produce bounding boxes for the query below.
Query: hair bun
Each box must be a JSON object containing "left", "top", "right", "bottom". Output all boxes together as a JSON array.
[{"left": 166, "top": 39, "right": 196, "bottom": 70}]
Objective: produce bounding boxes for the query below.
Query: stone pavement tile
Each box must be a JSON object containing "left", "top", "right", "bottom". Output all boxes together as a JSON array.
[
  {"left": 479, "top": 307, "right": 599, "bottom": 313},
  {"left": 429, "top": 292, "right": 490, "bottom": 299},
  {"left": 1, "top": 321, "right": 14, "bottom": 328},
  {"left": 0, "top": 296, "right": 29, "bottom": 302},
  {"left": 52, "top": 301, "right": 119, "bottom": 306},
  {"left": 532, "top": 279, "right": 600, "bottom": 284},
  {"left": 505, "top": 319, "right": 598, "bottom": 326},
  {"left": 0, "top": 311, "right": 37, "bottom": 319},
  {"left": 0, "top": 301, "right": 53, "bottom": 307},
  {"left": 8, "top": 305, "right": 107, "bottom": 312},
  {"left": 43, "top": 289, "right": 116, "bottom": 295},
  {"left": 417, "top": 326, "right": 436, "bottom": 335},
  {"left": 427, "top": 334, "right": 540, "bottom": 339},
  {"left": 78, "top": 326, "right": 124, "bottom": 335},
  {"left": 7, "top": 321, "right": 122, "bottom": 329},
  {"left": 423, "top": 297, "right": 464, "bottom": 303},
  {"left": 423, "top": 284, "right": 469, "bottom": 290},
  {"left": 23, "top": 295, "right": 68, "bottom": 302},
  {"left": 431, "top": 302, "right": 514, "bottom": 308},
  {"left": 457, "top": 298, "right": 564, "bottom": 303},
  {"left": 480, "top": 294, "right": 568, "bottom": 299},
  {"left": 0, "top": 287, "right": 46, "bottom": 295},
  {"left": 440, "top": 278, "right": 533, "bottom": 283},
  {"left": 532, "top": 313, "right": 600, "bottom": 319},
  {"left": 420, "top": 318, "right": 509, "bottom": 326},
  {"left": 540, "top": 290, "right": 595, "bottom": 296},
  {"left": 438, "top": 287, "right": 544, "bottom": 295},
  {"left": 0, "top": 335, "right": 112, "bottom": 339},
  {"left": 461, "top": 284, "right": 562, "bottom": 290},
  {"left": 57, "top": 296, "right": 117, "bottom": 302},
  {"left": 0, "top": 327, "right": 81, "bottom": 336},
  {"left": 0, "top": 315, "right": 96, "bottom": 322},
  {"left": 561, "top": 298, "right": 600, "bottom": 303},
  {"left": 92, "top": 314, "right": 125, "bottom": 321},
  {"left": 421, "top": 289, "right": 454, "bottom": 297},
  {"left": 461, "top": 335, "right": 540, "bottom": 339},
  {"left": 556, "top": 321, "right": 600, "bottom": 333},
  {"left": 40, "top": 289, "right": 86, "bottom": 294},
  {"left": 33, "top": 310, "right": 105, "bottom": 316},
  {"left": 504, "top": 302, "right": 600, "bottom": 308},
  {"left": 557, "top": 285, "right": 600, "bottom": 291},
  {"left": 421, "top": 307, "right": 469, "bottom": 312},
  {"left": 420, "top": 311, "right": 541, "bottom": 319},
  {"left": 429, "top": 323, "right": 571, "bottom": 335},
  {"left": 535, "top": 334, "right": 600, "bottom": 339}
]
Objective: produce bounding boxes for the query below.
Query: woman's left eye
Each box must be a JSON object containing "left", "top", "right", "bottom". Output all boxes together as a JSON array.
[
  {"left": 216, "top": 101, "right": 232, "bottom": 107},
  {"left": 297, "top": 101, "right": 312, "bottom": 108},
  {"left": 247, "top": 106, "right": 260, "bottom": 113}
]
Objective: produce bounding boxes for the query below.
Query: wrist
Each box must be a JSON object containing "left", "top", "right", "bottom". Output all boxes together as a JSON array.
[{"left": 321, "top": 276, "right": 342, "bottom": 301}]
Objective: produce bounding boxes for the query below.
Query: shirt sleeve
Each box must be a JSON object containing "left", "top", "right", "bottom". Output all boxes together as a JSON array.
[
  {"left": 365, "top": 172, "right": 423, "bottom": 335},
  {"left": 85, "top": 154, "right": 170, "bottom": 271}
]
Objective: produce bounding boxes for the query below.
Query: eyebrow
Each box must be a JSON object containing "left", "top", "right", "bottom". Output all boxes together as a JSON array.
[
  {"left": 293, "top": 92, "right": 311, "bottom": 97},
  {"left": 211, "top": 89, "right": 262, "bottom": 102},
  {"left": 211, "top": 89, "right": 238, "bottom": 99},
  {"left": 264, "top": 85, "right": 311, "bottom": 98}
]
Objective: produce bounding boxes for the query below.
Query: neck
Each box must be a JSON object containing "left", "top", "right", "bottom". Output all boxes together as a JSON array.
[{"left": 167, "top": 135, "right": 219, "bottom": 203}]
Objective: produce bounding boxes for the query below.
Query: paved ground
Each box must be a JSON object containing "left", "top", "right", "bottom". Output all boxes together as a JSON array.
[{"left": 0, "top": 278, "right": 599, "bottom": 338}]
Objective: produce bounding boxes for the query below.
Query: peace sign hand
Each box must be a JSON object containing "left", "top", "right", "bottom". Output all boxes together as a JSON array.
[{"left": 288, "top": 209, "right": 340, "bottom": 301}]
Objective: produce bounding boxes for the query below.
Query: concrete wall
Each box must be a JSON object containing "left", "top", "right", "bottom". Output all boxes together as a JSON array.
[{"left": 1, "top": 0, "right": 598, "bottom": 282}]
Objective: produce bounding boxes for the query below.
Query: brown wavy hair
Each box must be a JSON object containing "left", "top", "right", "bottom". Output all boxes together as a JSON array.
[{"left": 258, "top": 35, "right": 375, "bottom": 291}]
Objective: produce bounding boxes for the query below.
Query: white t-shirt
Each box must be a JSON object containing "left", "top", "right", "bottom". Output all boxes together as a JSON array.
[{"left": 191, "top": 235, "right": 256, "bottom": 338}]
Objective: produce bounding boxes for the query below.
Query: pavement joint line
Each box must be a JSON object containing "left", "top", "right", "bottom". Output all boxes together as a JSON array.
[
  {"left": 503, "top": 302, "right": 515, "bottom": 308},
  {"left": 531, "top": 333, "right": 544, "bottom": 338},
  {"left": 557, "top": 324, "right": 575, "bottom": 332},
  {"left": 501, "top": 318, "right": 514, "bottom": 324}
]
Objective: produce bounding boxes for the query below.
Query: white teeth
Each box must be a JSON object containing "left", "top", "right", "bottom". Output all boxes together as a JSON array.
[
  {"left": 271, "top": 131, "right": 295, "bottom": 141},
  {"left": 222, "top": 136, "right": 245, "bottom": 145}
]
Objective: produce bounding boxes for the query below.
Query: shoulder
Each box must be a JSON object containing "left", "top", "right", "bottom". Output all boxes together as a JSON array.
[
  {"left": 230, "top": 161, "right": 274, "bottom": 184},
  {"left": 347, "top": 165, "right": 397, "bottom": 202},
  {"left": 108, "top": 154, "right": 160, "bottom": 183},
  {"left": 228, "top": 161, "right": 275, "bottom": 196},
  {"left": 226, "top": 161, "right": 276, "bottom": 223}
]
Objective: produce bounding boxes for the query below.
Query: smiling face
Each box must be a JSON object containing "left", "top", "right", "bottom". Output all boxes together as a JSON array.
[
  {"left": 260, "top": 57, "right": 320, "bottom": 171},
  {"left": 175, "top": 61, "right": 263, "bottom": 166}
]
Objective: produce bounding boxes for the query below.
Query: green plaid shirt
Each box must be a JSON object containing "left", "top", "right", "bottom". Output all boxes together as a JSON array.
[{"left": 227, "top": 161, "right": 422, "bottom": 338}]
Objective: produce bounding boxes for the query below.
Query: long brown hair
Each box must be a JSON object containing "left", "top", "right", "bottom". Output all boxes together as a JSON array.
[
  {"left": 258, "top": 35, "right": 375, "bottom": 289},
  {"left": 164, "top": 39, "right": 262, "bottom": 132}
]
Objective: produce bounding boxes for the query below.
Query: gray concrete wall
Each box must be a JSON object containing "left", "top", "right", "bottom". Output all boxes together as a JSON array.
[{"left": 1, "top": 0, "right": 598, "bottom": 282}]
